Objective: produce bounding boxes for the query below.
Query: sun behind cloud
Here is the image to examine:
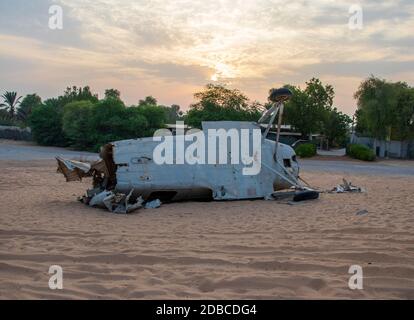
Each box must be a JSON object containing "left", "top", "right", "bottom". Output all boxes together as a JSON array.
[{"left": 0, "top": 0, "right": 413, "bottom": 114}]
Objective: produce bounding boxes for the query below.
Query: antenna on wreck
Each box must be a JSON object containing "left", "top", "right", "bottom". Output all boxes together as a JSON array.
[
  {"left": 259, "top": 87, "right": 293, "bottom": 155},
  {"left": 260, "top": 87, "right": 306, "bottom": 190}
]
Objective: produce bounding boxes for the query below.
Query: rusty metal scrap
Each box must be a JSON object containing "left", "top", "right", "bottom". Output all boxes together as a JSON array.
[
  {"left": 88, "top": 189, "right": 144, "bottom": 214},
  {"left": 56, "top": 157, "right": 92, "bottom": 182},
  {"left": 330, "top": 179, "right": 365, "bottom": 193},
  {"left": 57, "top": 156, "right": 147, "bottom": 214}
]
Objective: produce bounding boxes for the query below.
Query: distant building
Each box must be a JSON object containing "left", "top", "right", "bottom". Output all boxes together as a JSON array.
[{"left": 352, "top": 134, "right": 414, "bottom": 159}]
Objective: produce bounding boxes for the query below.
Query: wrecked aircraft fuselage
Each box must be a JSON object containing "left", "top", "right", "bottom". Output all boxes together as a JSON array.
[
  {"left": 57, "top": 122, "right": 299, "bottom": 202},
  {"left": 56, "top": 88, "right": 311, "bottom": 213},
  {"left": 115, "top": 121, "right": 299, "bottom": 202}
]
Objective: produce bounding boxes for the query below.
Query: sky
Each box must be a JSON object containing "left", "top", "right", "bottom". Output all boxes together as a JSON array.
[{"left": 0, "top": 0, "right": 413, "bottom": 115}]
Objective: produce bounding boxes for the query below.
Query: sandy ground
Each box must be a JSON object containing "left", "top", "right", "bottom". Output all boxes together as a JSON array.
[{"left": 0, "top": 156, "right": 413, "bottom": 300}]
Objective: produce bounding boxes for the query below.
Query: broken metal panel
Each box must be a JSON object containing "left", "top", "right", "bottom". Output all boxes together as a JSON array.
[
  {"left": 99, "top": 144, "right": 117, "bottom": 190},
  {"left": 90, "top": 158, "right": 109, "bottom": 176},
  {"left": 330, "top": 179, "right": 365, "bottom": 193},
  {"left": 88, "top": 189, "right": 144, "bottom": 214},
  {"left": 145, "top": 199, "right": 162, "bottom": 209},
  {"left": 89, "top": 190, "right": 113, "bottom": 207},
  {"left": 56, "top": 156, "right": 92, "bottom": 182}
]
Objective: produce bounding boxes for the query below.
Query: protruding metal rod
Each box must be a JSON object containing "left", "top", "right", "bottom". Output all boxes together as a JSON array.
[
  {"left": 263, "top": 103, "right": 280, "bottom": 139},
  {"left": 274, "top": 102, "right": 284, "bottom": 156}
]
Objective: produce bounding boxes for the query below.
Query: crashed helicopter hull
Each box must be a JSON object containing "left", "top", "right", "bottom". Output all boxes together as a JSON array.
[
  {"left": 113, "top": 122, "right": 299, "bottom": 202},
  {"left": 56, "top": 88, "right": 311, "bottom": 213},
  {"left": 57, "top": 121, "right": 300, "bottom": 205}
]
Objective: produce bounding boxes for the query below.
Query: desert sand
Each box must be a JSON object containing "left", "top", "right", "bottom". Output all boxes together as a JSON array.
[{"left": 1, "top": 159, "right": 414, "bottom": 299}]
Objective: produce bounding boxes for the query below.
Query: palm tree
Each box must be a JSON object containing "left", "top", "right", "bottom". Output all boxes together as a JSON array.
[{"left": 1, "top": 91, "right": 22, "bottom": 118}]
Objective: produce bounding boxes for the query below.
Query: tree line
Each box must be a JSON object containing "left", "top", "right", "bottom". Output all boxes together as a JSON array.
[
  {"left": 1, "top": 86, "right": 183, "bottom": 151},
  {"left": 185, "top": 79, "right": 353, "bottom": 149},
  {"left": 1, "top": 76, "right": 413, "bottom": 152},
  {"left": 354, "top": 76, "right": 414, "bottom": 143}
]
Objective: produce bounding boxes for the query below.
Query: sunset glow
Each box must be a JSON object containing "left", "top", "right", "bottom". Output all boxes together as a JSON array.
[{"left": 1, "top": 0, "right": 413, "bottom": 114}]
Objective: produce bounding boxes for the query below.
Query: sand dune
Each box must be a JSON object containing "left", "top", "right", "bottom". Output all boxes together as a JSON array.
[{"left": 1, "top": 159, "right": 414, "bottom": 299}]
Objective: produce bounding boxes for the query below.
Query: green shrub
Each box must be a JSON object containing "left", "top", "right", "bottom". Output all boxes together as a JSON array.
[
  {"left": 28, "top": 88, "right": 169, "bottom": 151},
  {"left": 62, "top": 101, "right": 95, "bottom": 149},
  {"left": 0, "top": 109, "right": 20, "bottom": 126},
  {"left": 295, "top": 143, "right": 317, "bottom": 158},
  {"left": 89, "top": 99, "right": 150, "bottom": 151},
  {"left": 61, "top": 98, "right": 153, "bottom": 151},
  {"left": 29, "top": 101, "right": 66, "bottom": 146},
  {"left": 346, "top": 144, "right": 376, "bottom": 161},
  {"left": 0, "top": 117, "right": 17, "bottom": 126},
  {"left": 185, "top": 100, "right": 261, "bottom": 129},
  {"left": 133, "top": 104, "right": 166, "bottom": 136}
]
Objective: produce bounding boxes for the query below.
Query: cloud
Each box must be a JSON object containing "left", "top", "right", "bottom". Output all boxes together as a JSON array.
[
  {"left": 0, "top": 0, "right": 413, "bottom": 114},
  {"left": 0, "top": 0, "right": 88, "bottom": 48},
  {"left": 287, "top": 60, "right": 414, "bottom": 79},
  {"left": 123, "top": 60, "right": 214, "bottom": 84}
]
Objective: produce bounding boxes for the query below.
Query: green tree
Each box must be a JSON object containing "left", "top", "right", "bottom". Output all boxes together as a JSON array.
[
  {"left": 60, "top": 97, "right": 153, "bottom": 151},
  {"left": 105, "top": 89, "right": 121, "bottom": 100},
  {"left": 185, "top": 84, "right": 261, "bottom": 128},
  {"left": 392, "top": 82, "right": 414, "bottom": 140},
  {"left": 89, "top": 98, "right": 127, "bottom": 148},
  {"left": 138, "top": 96, "right": 157, "bottom": 106},
  {"left": 354, "top": 108, "right": 370, "bottom": 136},
  {"left": 88, "top": 98, "right": 151, "bottom": 151},
  {"left": 1, "top": 91, "right": 22, "bottom": 118},
  {"left": 62, "top": 86, "right": 98, "bottom": 104},
  {"left": 192, "top": 84, "right": 250, "bottom": 110},
  {"left": 29, "top": 100, "right": 66, "bottom": 146},
  {"left": 322, "top": 108, "right": 352, "bottom": 148},
  {"left": 29, "top": 86, "right": 164, "bottom": 150},
  {"left": 135, "top": 104, "right": 167, "bottom": 135},
  {"left": 62, "top": 101, "right": 95, "bottom": 149},
  {"left": 163, "top": 104, "right": 182, "bottom": 123},
  {"left": 17, "top": 94, "right": 42, "bottom": 123},
  {"left": 30, "top": 86, "right": 99, "bottom": 146},
  {"left": 44, "top": 86, "right": 99, "bottom": 111},
  {"left": 123, "top": 107, "right": 149, "bottom": 138},
  {"left": 0, "top": 109, "right": 15, "bottom": 126},
  {"left": 354, "top": 76, "right": 397, "bottom": 142},
  {"left": 284, "top": 78, "right": 334, "bottom": 139}
]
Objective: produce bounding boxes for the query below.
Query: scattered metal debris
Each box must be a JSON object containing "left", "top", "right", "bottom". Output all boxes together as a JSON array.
[
  {"left": 89, "top": 190, "right": 113, "bottom": 207},
  {"left": 356, "top": 209, "right": 368, "bottom": 216},
  {"left": 145, "top": 199, "right": 162, "bottom": 209},
  {"left": 330, "top": 179, "right": 365, "bottom": 193},
  {"left": 84, "top": 189, "right": 144, "bottom": 214}
]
